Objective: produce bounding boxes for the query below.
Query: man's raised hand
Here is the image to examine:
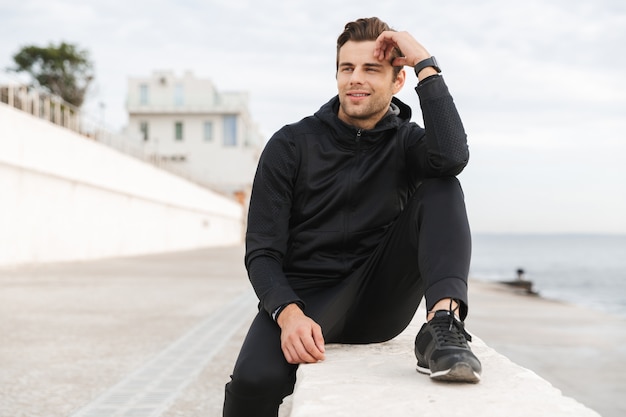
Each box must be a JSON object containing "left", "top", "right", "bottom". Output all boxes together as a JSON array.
[{"left": 374, "top": 30, "right": 431, "bottom": 68}]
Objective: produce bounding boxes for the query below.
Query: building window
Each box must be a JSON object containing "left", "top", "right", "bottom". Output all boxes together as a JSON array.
[
  {"left": 223, "top": 115, "right": 237, "bottom": 147},
  {"left": 203, "top": 121, "right": 213, "bottom": 142},
  {"left": 175, "top": 121, "right": 183, "bottom": 141},
  {"left": 174, "top": 83, "right": 184, "bottom": 106},
  {"left": 139, "top": 84, "right": 149, "bottom": 105},
  {"left": 140, "top": 121, "right": 149, "bottom": 141}
]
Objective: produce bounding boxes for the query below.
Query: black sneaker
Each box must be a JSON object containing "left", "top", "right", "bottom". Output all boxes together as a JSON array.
[{"left": 414, "top": 310, "right": 481, "bottom": 383}]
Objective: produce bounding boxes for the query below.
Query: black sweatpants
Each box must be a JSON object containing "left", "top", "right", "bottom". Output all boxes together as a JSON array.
[{"left": 223, "top": 177, "right": 472, "bottom": 417}]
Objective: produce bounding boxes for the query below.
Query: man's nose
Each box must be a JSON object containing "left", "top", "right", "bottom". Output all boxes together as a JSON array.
[{"left": 349, "top": 68, "right": 365, "bottom": 84}]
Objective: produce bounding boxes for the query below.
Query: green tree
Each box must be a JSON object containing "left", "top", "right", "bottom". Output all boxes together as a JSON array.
[{"left": 9, "top": 42, "right": 94, "bottom": 108}]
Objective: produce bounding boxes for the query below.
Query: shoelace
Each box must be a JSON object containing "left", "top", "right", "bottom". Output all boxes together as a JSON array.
[{"left": 430, "top": 312, "right": 473, "bottom": 347}]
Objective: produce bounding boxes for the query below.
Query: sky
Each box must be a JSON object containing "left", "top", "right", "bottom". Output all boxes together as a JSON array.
[{"left": 1, "top": 0, "right": 625, "bottom": 234}]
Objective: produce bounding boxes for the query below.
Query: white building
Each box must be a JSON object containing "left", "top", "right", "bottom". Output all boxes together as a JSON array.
[{"left": 126, "top": 71, "right": 264, "bottom": 197}]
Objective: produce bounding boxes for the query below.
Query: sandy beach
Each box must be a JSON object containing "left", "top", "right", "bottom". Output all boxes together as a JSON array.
[{"left": 0, "top": 246, "right": 623, "bottom": 417}]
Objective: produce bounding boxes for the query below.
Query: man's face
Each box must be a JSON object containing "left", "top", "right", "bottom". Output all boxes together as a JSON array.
[{"left": 336, "top": 40, "right": 405, "bottom": 130}]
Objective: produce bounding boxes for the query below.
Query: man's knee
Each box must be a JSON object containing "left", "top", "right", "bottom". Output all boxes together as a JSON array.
[
  {"left": 409, "top": 177, "right": 466, "bottom": 215},
  {"left": 228, "top": 361, "right": 296, "bottom": 399},
  {"left": 224, "top": 367, "right": 295, "bottom": 417},
  {"left": 419, "top": 177, "right": 464, "bottom": 199}
]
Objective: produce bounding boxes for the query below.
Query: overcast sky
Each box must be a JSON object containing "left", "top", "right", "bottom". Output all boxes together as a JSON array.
[{"left": 2, "top": 0, "right": 625, "bottom": 234}]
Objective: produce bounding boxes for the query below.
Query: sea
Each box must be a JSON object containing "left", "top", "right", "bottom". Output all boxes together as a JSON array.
[{"left": 469, "top": 234, "right": 626, "bottom": 318}]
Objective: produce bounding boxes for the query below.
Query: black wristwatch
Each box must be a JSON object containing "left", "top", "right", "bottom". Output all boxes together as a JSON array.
[
  {"left": 414, "top": 56, "right": 441, "bottom": 77},
  {"left": 271, "top": 303, "right": 289, "bottom": 321}
]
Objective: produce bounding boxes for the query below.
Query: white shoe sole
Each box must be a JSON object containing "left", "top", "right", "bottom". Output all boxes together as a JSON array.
[{"left": 417, "top": 362, "right": 481, "bottom": 383}]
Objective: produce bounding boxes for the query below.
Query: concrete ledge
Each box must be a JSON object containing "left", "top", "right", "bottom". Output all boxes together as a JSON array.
[{"left": 289, "top": 312, "right": 600, "bottom": 417}]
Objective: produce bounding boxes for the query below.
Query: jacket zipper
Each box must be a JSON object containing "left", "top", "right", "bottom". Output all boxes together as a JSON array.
[{"left": 342, "top": 129, "right": 362, "bottom": 273}]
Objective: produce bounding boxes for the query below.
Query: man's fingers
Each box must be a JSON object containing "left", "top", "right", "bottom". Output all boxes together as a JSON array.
[
  {"left": 374, "top": 31, "right": 400, "bottom": 59},
  {"left": 374, "top": 30, "right": 429, "bottom": 68},
  {"left": 282, "top": 345, "right": 295, "bottom": 364},
  {"left": 281, "top": 326, "right": 325, "bottom": 364},
  {"left": 282, "top": 340, "right": 303, "bottom": 364},
  {"left": 391, "top": 56, "right": 410, "bottom": 67},
  {"left": 313, "top": 325, "right": 325, "bottom": 354},
  {"left": 301, "top": 335, "right": 325, "bottom": 362},
  {"left": 279, "top": 312, "right": 325, "bottom": 364},
  {"left": 283, "top": 339, "right": 318, "bottom": 364},
  {"left": 375, "top": 41, "right": 395, "bottom": 61}
]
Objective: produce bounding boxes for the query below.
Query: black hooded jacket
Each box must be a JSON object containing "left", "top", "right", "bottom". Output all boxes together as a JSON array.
[{"left": 245, "top": 75, "right": 469, "bottom": 316}]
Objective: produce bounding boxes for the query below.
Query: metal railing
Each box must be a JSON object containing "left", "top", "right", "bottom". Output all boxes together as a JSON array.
[
  {"left": 0, "top": 83, "right": 81, "bottom": 132},
  {"left": 0, "top": 72, "right": 246, "bottom": 199},
  {"left": 0, "top": 75, "right": 194, "bottom": 185}
]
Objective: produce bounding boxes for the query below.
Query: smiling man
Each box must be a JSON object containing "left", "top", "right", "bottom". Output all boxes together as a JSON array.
[
  {"left": 223, "top": 17, "right": 481, "bottom": 417},
  {"left": 336, "top": 40, "right": 406, "bottom": 129}
]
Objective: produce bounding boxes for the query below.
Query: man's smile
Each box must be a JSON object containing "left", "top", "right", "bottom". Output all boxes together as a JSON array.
[{"left": 346, "top": 92, "right": 371, "bottom": 101}]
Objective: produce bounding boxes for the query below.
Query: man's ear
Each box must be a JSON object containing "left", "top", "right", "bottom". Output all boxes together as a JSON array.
[{"left": 393, "top": 68, "right": 406, "bottom": 93}]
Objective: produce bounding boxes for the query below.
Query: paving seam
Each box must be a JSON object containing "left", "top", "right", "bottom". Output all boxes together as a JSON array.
[{"left": 69, "top": 290, "right": 257, "bottom": 417}]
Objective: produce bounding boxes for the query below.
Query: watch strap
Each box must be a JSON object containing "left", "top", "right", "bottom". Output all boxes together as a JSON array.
[
  {"left": 271, "top": 304, "right": 289, "bottom": 321},
  {"left": 414, "top": 56, "right": 441, "bottom": 77}
]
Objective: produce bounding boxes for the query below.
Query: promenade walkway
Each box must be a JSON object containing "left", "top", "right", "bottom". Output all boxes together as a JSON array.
[
  {"left": 1, "top": 246, "right": 623, "bottom": 416},
  {"left": 0, "top": 246, "right": 254, "bottom": 417}
]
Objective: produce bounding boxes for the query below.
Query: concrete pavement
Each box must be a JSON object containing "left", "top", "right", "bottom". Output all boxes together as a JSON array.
[
  {"left": 0, "top": 246, "right": 253, "bottom": 417},
  {"left": 466, "top": 280, "right": 626, "bottom": 417},
  {"left": 1, "top": 246, "right": 624, "bottom": 416}
]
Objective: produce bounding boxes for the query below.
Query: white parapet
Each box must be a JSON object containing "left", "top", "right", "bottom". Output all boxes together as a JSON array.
[
  {"left": 0, "top": 102, "right": 244, "bottom": 266},
  {"left": 289, "top": 311, "right": 601, "bottom": 417}
]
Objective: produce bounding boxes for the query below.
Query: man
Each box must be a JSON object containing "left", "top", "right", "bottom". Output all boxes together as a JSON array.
[{"left": 223, "top": 17, "right": 481, "bottom": 417}]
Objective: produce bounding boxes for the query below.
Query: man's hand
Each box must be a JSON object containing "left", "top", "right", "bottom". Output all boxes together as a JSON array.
[
  {"left": 276, "top": 304, "right": 325, "bottom": 364},
  {"left": 373, "top": 31, "right": 437, "bottom": 79}
]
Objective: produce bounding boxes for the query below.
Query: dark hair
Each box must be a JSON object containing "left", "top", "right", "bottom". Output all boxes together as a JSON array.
[{"left": 336, "top": 17, "right": 403, "bottom": 78}]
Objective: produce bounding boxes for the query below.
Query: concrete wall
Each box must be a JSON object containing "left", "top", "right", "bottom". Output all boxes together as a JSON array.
[{"left": 0, "top": 102, "right": 244, "bottom": 266}]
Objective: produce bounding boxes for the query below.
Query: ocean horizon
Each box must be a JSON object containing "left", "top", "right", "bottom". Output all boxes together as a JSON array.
[{"left": 469, "top": 233, "right": 626, "bottom": 318}]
